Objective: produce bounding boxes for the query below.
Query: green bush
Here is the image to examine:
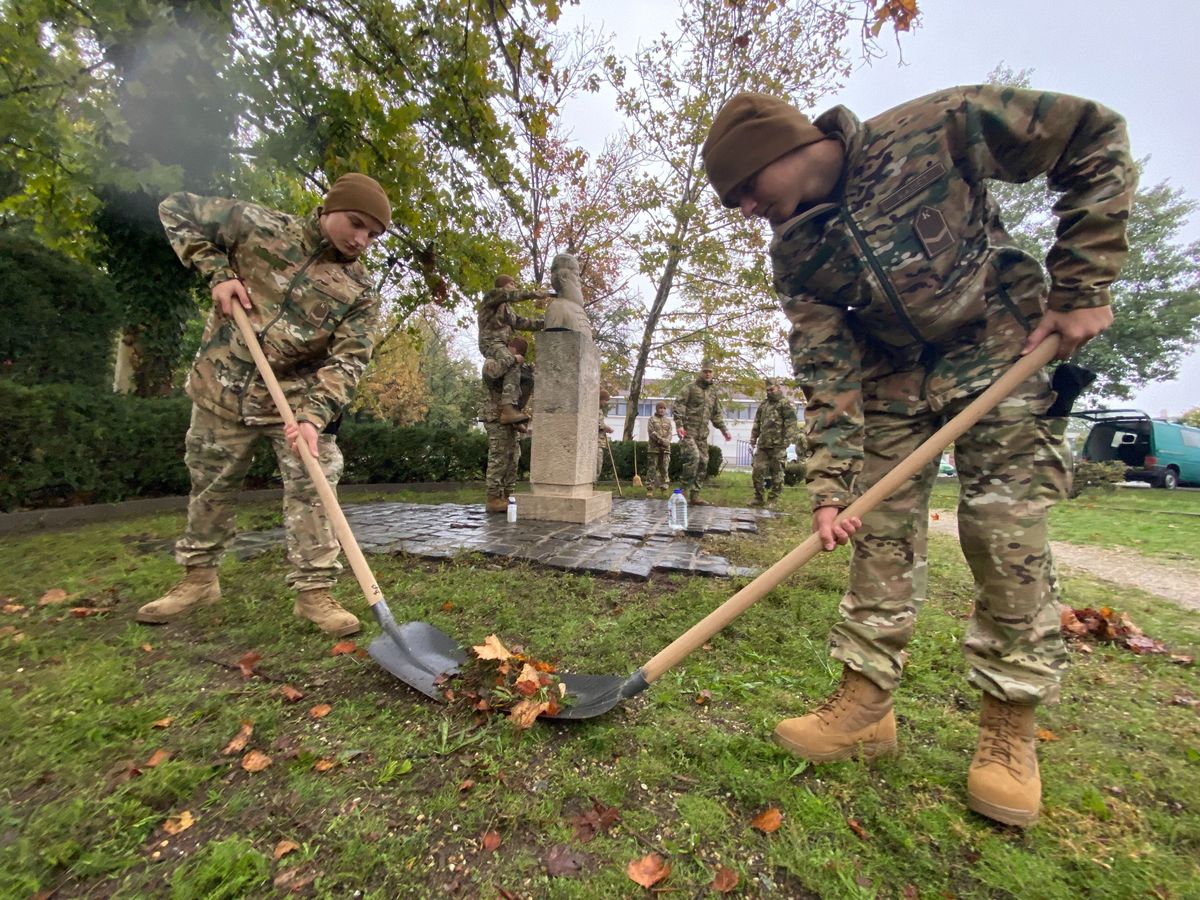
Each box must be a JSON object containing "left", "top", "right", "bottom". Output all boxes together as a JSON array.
[
  {"left": 0, "top": 383, "right": 493, "bottom": 510},
  {"left": 1070, "top": 459, "right": 1126, "bottom": 498},
  {"left": 601, "top": 440, "right": 721, "bottom": 481},
  {"left": 0, "top": 233, "right": 124, "bottom": 388}
]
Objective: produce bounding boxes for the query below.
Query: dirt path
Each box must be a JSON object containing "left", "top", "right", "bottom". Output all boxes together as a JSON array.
[{"left": 929, "top": 509, "right": 1200, "bottom": 612}]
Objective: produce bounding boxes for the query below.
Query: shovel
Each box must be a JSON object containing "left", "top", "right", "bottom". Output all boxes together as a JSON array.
[
  {"left": 228, "top": 304, "right": 430, "bottom": 688},
  {"left": 386, "top": 337, "right": 1065, "bottom": 717},
  {"left": 632, "top": 437, "right": 644, "bottom": 488}
]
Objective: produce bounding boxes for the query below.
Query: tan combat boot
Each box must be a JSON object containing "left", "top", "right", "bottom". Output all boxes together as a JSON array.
[
  {"left": 498, "top": 404, "right": 530, "bottom": 425},
  {"left": 967, "top": 693, "right": 1041, "bottom": 827},
  {"left": 772, "top": 666, "right": 898, "bottom": 762},
  {"left": 748, "top": 492, "right": 766, "bottom": 508},
  {"left": 294, "top": 589, "right": 360, "bottom": 637},
  {"left": 137, "top": 566, "right": 221, "bottom": 623},
  {"left": 485, "top": 495, "right": 509, "bottom": 514}
]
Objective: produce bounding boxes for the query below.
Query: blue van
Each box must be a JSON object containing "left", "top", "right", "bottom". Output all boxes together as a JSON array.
[{"left": 1076, "top": 409, "right": 1200, "bottom": 489}]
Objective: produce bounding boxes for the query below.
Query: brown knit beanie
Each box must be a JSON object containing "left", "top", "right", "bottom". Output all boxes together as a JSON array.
[
  {"left": 702, "top": 92, "right": 826, "bottom": 208},
  {"left": 323, "top": 173, "right": 391, "bottom": 228}
]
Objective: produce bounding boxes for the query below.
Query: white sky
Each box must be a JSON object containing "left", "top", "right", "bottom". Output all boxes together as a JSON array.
[{"left": 557, "top": 0, "right": 1199, "bottom": 416}]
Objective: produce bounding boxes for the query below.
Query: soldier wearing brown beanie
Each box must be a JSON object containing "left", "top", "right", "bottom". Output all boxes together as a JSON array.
[{"left": 703, "top": 86, "right": 1136, "bottom": 828}]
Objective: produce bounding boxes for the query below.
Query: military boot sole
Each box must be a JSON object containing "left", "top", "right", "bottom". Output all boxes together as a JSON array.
[
  {"left": 136, "top": 594, "right": 221, "bottom": 624},
  {"left": 771, "top": 729, "right": 898, "bottom": 762},
  {"left": 967, "top": 793, "right": 1040, "bottom": 828},
  {"left": 292, "top": 604, "right": 361, "bottom": 637}
]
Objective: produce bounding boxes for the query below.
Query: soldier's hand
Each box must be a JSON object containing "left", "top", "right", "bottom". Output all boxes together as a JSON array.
[
  {"left": 1022, "top": 305, "right": 1113, "bottom": 360},
  {"left": 212, "top": 278, "right": 252, "bottom": 317},
  {"left": 813, "top": 505, "right": 860, "bottom": 552},
  {"left": 677, "top": 427, "right": 687, "bottom": 439},
  {"left": 722, "top": 431, "right": 732, "bottom": 442},
  {"left": 285, "top": 421, "right": 320, "bottom": 460},
  {"left": 513, "top": 354, "right": 525, "bottom": 364}
]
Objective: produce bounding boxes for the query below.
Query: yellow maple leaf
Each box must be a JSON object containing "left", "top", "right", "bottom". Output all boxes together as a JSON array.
[
  {"left": 509, "top": 698, "right": 550, "bottom": 729},
  {"left": 472, "top": 634, "right": 512, "bottom": 661}
]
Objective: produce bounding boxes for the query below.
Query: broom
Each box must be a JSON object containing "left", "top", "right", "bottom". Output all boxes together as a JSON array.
[{"left": 632, "top": 432, "right": 643, "bottom": 488}]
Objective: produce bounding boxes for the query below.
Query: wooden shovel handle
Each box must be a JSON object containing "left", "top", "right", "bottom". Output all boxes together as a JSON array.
[
  {"left": 230, "top": 304, "right": 386, "bottom": 607},
  {"left": 639, "top": 336, "right": 1062, "bottom": 684}
]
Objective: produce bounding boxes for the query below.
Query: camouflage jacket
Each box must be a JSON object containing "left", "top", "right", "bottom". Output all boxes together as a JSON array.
[
  {"left": 598, "top": 409, "right": 610, "bottom": 446},
  {"left": 160, "top": 192, "right": 381, "bottom": 430},
  {"left": 647, "top": 413, "right": 673, "bottom": 450},
  {"left": 674, "top": 379, "right": 727, "bottom": 437},
  {"left": 477, "top": 286, "right": 545, "bottom": 356},
  {"left": 751, "top": 396, "right": 797, "bottom": 450},
  {"left": 770, "top": 85, "right": 1135, "bottom": 508}
]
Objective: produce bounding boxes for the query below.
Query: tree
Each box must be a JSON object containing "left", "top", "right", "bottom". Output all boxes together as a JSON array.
[{"left": 1181, "top": 407, "right": 1200, "bottom": 427}]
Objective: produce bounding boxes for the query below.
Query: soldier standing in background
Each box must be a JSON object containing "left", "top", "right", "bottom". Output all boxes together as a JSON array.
[
  {"left": 646, "top": 400, "right": 673, "bottom": 497},
  {"left": 674, "top": 360, "right": 731, "bottom": 506},
  {"left": 749, "top": 378, "right": 798, "bottom": 507},
  {"left": 703, "top": 85, "right": 1134, "bottom": 826},
  {"left": 477, "top": 275, "right": 549, "bottom": 426},
  {"left": 482, "top": 336, "right": 533, "bottom": 513},
  {"left": 138, "top": 174, "right": 392, "bottom": 637},
  {"left": 596, "top": 390, "right": 615, "bottom": 481}
]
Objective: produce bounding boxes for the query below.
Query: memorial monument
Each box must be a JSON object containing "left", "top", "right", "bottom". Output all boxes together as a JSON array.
[{"left": 518, "top": 253, "right": 613, "bottom": 524}]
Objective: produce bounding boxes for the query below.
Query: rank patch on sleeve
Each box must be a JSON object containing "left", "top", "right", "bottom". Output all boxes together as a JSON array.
[{"left": 914, "top": 206, "right": 954, "bottom": 258}]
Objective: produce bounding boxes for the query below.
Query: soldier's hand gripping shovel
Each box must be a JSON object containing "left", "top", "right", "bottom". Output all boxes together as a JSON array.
[
  {"left": 229, "top": 305, "right": 446, "bottom": 688},
  {"left": 354, "top": 337, "right": 1064, "bottom": 714}
]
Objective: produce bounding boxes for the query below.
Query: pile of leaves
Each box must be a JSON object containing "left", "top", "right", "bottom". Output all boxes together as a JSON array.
[
  {"left": 1060, "top": 605, "right": 1194, "bottom": 663},
  {"left": 437, "top": 634, "right": 568, "bottom": 728}
]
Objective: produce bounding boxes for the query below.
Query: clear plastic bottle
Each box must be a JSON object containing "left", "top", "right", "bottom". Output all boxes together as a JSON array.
[
  {"left": 507, "top": 495, "right": 517, "bottom": 523},
  {"left": 667, "top": 488, "right": 688, "bottom": 532}
]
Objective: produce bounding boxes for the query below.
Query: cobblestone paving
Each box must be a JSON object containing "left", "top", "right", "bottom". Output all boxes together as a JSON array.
[{"left": 232, "top": 498, "right": 771, "bottom": 580}]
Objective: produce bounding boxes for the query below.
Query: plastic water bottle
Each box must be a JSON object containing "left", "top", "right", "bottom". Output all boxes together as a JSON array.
[
  {"left": 668, "top": 488, "right": 688, "bottom": 533},
  {"left": 507, "top": 495, "right": 517, "bottom": 523}
]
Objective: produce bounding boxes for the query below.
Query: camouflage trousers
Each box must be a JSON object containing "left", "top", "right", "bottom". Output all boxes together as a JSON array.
[
  {"left": 485, "top": 422, "right": 521, "bottom": 498},
  {"left": 482, "top": 346, "right": 522, "bottom": 408},
  {"left": 829, "top": 373, "right": 1071, "bottom": 705},
  {"left": 752, "top": 446, "right": 786, "bottom": 499},
  {"left": 596, "top": 437, "right": 608, "bottom": 480},
  {"left": 677, "top": 434, "right": 710, "bottom": 497},
  {"left": 648, "top": 446, "right": 671, "bottom": 490},
  {"left": 175, "top": 405, "right": 344, "bottom": 591}
]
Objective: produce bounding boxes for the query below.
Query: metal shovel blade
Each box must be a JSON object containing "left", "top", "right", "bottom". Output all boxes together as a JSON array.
[{"left": 368, "top": 620, "right": 467, "bottom": 700}]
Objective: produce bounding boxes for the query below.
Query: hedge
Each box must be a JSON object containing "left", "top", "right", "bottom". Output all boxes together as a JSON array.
[{"left": 0, "top": 383, "right": 491, "bottom": 511}]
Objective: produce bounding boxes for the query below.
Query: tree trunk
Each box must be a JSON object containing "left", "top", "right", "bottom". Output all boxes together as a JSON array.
[{"left": 622, "top": 246, "right": 682, "bottom": 439}]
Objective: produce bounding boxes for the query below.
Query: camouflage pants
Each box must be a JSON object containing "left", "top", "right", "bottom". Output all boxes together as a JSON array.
[
  {"left": 485, "top": 422, "right": 521, "bottom": 498},
  {"left": 175, "top": 405, "right": 344, "bottom": 591},
  {"left": 596, "top": 437, "right": 608, "bottom": 480},
  {"left": 830, "top": 373, "right": 1071, "bottom": 705},
  {"left": 678, "top": 434, "right": 709, "bottom": 497},
  {"left": 648, "top": 446, "right": 671, "bottom": 489},
  {"left": 481, "top": 352, "right": 522, "bottom": 408},
  {"left": 752, "top": 446, "right": 786, "bottom": 498}
]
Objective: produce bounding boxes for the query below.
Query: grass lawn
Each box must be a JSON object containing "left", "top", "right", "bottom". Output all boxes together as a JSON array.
[{"left": 2, "top": 476, "right": 1198, "bottom": 898}]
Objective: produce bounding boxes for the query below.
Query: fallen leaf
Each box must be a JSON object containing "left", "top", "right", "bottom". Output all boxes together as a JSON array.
[
  {"left": 695, "top": 689, "right": 712, "bottom": 705},
  {"left": 847, "top": 817, "right": 869, "bottom": 840},
  {"left": 241, "top": 750, "right": 272, "bottom": 772},
  {"left": 145, "top": 749, "right": 171, "bottom": 768},
  {"left": 712, "top": 865, "right": 739, "bottom": 893},
  {"left": 472, "top": 634, "right": 512, "bottom": 661},
  {"left": 514, "top": 662, "right": 541, "bottom": 696},
  {"left": 702, "top": 642, "right": 714, "bottom": 651},
  {"left": 0, "top": 626, "right": 23, "bottom": 640},
  {"left": 141, "top": 642, "right": 154, "bottom": 652},
  {"left": 902, "top": 885, "right": 919, "bottom": 900},
  {"left": 930, "top": 512, "right": 940, "bottom": 521},
  {"left": 3, "top": 603, "right": 27, "bottom": 614},
  {"left": 498, "top": 889, "right": 519, "bottom": 900},
  {"left": 481, "top": 830, "right": 502, "bottom": 852},
  {"left": 568, "top": 799, "right": 621, "bottom": 843},
  {"left": 1036, "top": 729, "right": 1061, "bottom": 742},
  {"left": 459, "top": 778, "right": 475, "bottom": 792},
  {"left": 273, "top": 865, "right": 316, "bottom": 893},
  {"left": 38, "top": 588, "right": 68, "bottom": 606},
  {"left": 545, "top": 844, "right": 587, "bottom": 877},
  {"left": 273, "top": 839, "right": 300, "bottom": 860},
  {"left": 331, "top": 640, "right": 358, "bottom": 656},
  {"left": 279, "top": 684, "right": 305, "bottom": 702},
  {"left": 751, "top": 807, "right": 783, "bottom": 833},
  {"left": 627, "top": 853, "right": 671, "bottom": 889},
  {"left": 70, "top": 606, "right": 112, "bottom": 618},
  {"left": 163, "top": 810, "right": 194, "bottom": 835},
  {"left": 221, "top": 720, "right": 254, "bottom": 755},
  {"left": 441, "top": 601, "right": 454, "bottom": 612},
  {"left": 309, "top": 703, "right": 332, "bottom": 719},
  {"left": 238, "top": 651, "right": 262, "bottom": 677},
  {"left": 509, "top": 698, "right": 550, "bottom": 729},
  {"left": 313, "top": 758, "right": 337, "bottom": 772},
  {"left": 152, "top": 717, "right": 174, "bottom": 729}
]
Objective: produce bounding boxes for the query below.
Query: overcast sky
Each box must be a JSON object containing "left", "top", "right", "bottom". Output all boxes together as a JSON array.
[{"left": 558, "top": 0, "right": 1199, "bottom": 416}]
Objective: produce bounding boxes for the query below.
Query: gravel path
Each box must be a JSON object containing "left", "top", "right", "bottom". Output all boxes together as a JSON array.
[{"left": 929, "top": 509, "right": 1200, "bottom": 612}]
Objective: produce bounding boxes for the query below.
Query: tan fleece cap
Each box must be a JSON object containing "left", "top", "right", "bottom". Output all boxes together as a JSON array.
[
  {"left": 323, "top": 173, "right": 391, "bottom": 228},
  {"left": 702, "top": 92, "right": 826, "bottom": 208}
]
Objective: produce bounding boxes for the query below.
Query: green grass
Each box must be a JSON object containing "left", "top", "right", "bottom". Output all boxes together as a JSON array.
[{"left": 1, "top": 478, "right": 1198, "bottom": 897}]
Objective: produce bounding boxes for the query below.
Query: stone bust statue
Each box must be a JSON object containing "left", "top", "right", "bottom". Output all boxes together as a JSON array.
[{"left": 545, "top": 252, "right": 592, "bottom": 337}]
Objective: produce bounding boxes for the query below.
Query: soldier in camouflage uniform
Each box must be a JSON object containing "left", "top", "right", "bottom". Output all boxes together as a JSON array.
[
  {"left": 596, "top": 391, "right": 615, "bottom": 481},
  {"left": 137, "top": 174, "right": 392, "bottom": 638},
  {"left": 478, "top": 274, "right": 549, "bottom": 426},
  {"left": 646, "top": 401, "right": 673, "bottom": 497},
  {"left": 482, "top": 336, "right": 533, "bottom": 512},
  {"left": 750, "top": 378, "right": 797, "bottom": 507},
  {"left": 674, "top": 360, "right": 732, "bottom": 505},
  {"left": 704, "top": 86, "right": 1134, "bottom": 827}
]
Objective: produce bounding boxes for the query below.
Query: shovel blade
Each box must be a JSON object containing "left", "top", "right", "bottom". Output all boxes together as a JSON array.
[
  {"left": 543, "top": 672, "right": 629, "bottom": 720},
  {"left": 368, "top": 620, "right": 466, "bottom": 700}
]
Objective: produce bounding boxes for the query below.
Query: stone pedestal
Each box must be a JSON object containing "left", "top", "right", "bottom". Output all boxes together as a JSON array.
[{"left": 520, "top": 329, "right": 612, "bottom": 524}]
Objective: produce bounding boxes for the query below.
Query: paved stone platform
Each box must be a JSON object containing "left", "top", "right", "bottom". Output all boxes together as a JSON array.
[{"left": 232, "top": 498, "right": 772, "bottom": 581}]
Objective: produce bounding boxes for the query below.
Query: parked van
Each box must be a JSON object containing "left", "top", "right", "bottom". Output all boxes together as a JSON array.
[{"left": 1076, "top": 409, "right": 1200, "bottom": 489}]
